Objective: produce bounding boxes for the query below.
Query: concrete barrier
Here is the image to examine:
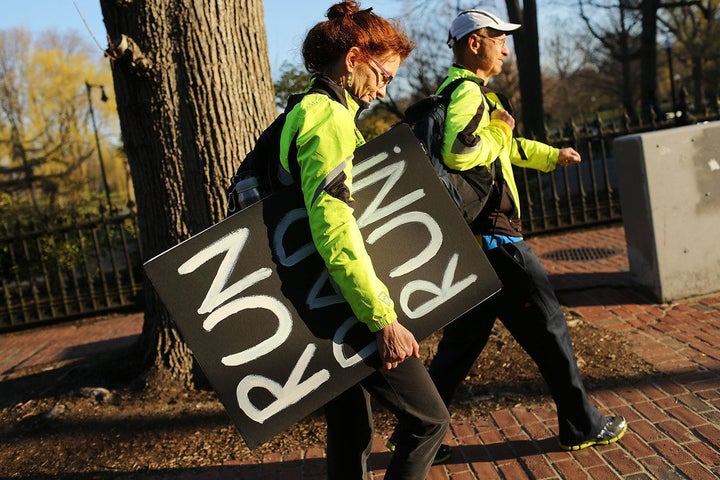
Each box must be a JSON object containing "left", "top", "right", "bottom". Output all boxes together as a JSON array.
[{"left": 614, "top": 121, "right": 720, "bottom": 302}]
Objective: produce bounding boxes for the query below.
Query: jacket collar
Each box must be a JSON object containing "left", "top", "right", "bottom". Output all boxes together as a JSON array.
[
  {"left": 310, "top": 74, "right": 369, "bottom": 119},
  {"left": 448, "top": 64, "right": 486, "bottom": 85}
]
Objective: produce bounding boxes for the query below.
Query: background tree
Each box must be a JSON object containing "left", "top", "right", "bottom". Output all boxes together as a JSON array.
[
  {"left": 0, "top": 28, "right": 121, "bottom": 215},
  {"left": 272, "top": 61, "right": 311, "bottom": 110},
  {"left": 505, "top": 0, "right": 547, "bottom": 139},
  {"left": 637, "top": 0, "right": 702, "bottom": 124},
  {"left": 99, "top": 0, "right": 276, "bottom": 390},
  {"left": 639, "top": 0, "right": 661, "bottom": 123},
  {"left": 659, "top": 0, "right": 720, "bottom": 114},
  {"left": 393, "top": 0, "right": 455, "bottom": 102},
  {"left": 542, "top": 26, "right": 601, "bottom": 124},
  {"left": 577, "top": 0, "right": 643, "bottom": 122}
]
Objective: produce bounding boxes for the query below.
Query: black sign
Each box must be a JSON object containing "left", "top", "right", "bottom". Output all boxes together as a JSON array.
[{"left": 143, "top": 124, "right": 500, "bottom": 448}]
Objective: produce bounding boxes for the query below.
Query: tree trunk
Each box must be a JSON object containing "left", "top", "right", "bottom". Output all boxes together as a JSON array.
[
  {"left": 621, "top": 58, "right": 638, "bottom": 124},
  {"left": 99, "top": 0, "right": 277, "bottom": 390},
  {"left": 640, "top": 0, "right": 660, "bottom": 124},
  {"left": 691, "top": 54, "right": 704, "bottom": 113},
  {"left": 506, "top": 0, "right": 546, "bottom": 140}
]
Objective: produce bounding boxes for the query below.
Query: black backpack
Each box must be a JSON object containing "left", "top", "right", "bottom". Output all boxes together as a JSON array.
[
  {"left": 226, "top": 88, "right": 331, "bottom": 216},
  {"left": 403, "top": 78, "right": 502, "bottom": 232}
]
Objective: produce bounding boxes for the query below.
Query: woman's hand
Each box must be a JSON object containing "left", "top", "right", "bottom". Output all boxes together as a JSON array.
[{"left": 376, "top": 321, "right": 420, "bottom": 370}]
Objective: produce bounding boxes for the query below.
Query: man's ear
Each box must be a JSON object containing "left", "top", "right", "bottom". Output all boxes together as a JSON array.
[{"left": 467, "top": 33, "right": 482, "bottom": 54}]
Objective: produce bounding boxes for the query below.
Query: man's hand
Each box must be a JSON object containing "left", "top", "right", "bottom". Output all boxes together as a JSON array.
[
  {"left": 558, "top": 147, "right": 582, "bottom": 167},
  {"left": 490, "top": 108, "right": 515, "bottom": 130},
  {"left": 376, "top": 321, "right": 420, "bottom": 370}
]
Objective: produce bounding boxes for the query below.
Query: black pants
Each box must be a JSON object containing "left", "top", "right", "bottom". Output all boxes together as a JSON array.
[
  {"left": 325, "top": 356, "right": 449, "bottom": 480},
  {"left": 429, "top": 240, "right": 606, "bottom": 445}
]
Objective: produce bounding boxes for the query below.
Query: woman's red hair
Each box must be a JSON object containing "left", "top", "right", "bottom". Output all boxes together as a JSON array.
[{"left": 302, "top": 0, "right": 415, "bottom": 74}]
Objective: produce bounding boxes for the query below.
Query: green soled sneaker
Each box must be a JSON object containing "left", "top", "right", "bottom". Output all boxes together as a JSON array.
[
  {"left": 385, "top": 439, "right": 452, "bottom": 465},
  {"left": 559, "top": 416, "right": 628, "bottom": 451}
]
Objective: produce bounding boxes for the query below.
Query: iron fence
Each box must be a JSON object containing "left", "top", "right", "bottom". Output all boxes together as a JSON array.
[
  {"left": 519, "top": 111, "right": 720, "bottom": 235},
  {"left": 518, "top": 122, "right": 622, "bottom": 235},
  {"left": 2, "top": 112, "right": 718, "bottom": 330},
  {"left": 0, "top": 206, "right": 143, "bottom": 331}
]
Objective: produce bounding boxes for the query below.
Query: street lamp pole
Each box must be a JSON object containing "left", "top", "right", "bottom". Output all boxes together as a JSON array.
[
  {"left": 85, "top": 81, "right": 113, "bottom": 211},
  {"left": 664, "top": 36, "right": 677, "bottom": 118}
]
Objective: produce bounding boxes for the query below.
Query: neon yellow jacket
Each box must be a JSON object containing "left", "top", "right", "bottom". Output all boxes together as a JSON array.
[
  {"left": 439, "top": 66, "right": 559, "bottom": 221},
  {"left": 279, "top": 75, "right": 396, "bottom": 332}
]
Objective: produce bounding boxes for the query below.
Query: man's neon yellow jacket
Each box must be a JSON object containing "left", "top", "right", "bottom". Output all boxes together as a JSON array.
[
  {"left": 278, "top": 75, "right": 396, "bottom": 332},
  {"left": 438, "top": 66, "right": 560, "bottom": 236}
]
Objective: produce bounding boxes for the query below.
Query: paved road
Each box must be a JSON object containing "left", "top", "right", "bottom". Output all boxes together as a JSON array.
[{"left": 2, "top": 224, "right": 719, "bottom": 479}]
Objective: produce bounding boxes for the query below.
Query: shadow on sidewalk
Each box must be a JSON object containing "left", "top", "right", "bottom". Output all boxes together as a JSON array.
[
  {"left": 552, "top": 278, "right": 657, "bottom": 307},
  {"left": 61, "top": 335, "right": 139, "bottom": 361},
  {"left": 0, "top": 343, "right": 140, "bottom": 408},
  {"left": 0, "top": 460, "right": 326, "bottom": 480},
  {"left": 451, "top": 436, "right": 560, "bottom": 462},
  {"left": 366, "top": 437, "right": 561, "bottom": 473},
  {"left": 0, "top": 432, "right": 617, "bottom": 480},
  {"left": 549, "top": 271, "right": 634, "bottom": 290}
]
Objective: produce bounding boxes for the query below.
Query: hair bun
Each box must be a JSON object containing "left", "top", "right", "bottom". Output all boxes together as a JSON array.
[{"left": 326, "top": 0, "right": 361, "bottom": 21}]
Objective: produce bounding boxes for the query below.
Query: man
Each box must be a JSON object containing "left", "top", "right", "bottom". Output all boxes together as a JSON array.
[{"left": 390, "top": 9, "right": 626, "bottom": 458}]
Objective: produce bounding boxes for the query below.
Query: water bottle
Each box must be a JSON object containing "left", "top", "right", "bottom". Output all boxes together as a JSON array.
[{"left": 232, "top": 176, "right": 261, "bottom": 210}]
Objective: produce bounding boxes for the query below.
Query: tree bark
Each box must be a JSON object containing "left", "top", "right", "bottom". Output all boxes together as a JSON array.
[
  {"left": 691, "top": 54, "right": 704, "bottom": 112},
  {"left": 621, "top": 57, "right": 638, "bottom": 124},
  {"left": 99, "top": 0, "right": 276, "bottom": 389},
  {"left": 640, "top": 0, "right": 660, "bottom": 124}
]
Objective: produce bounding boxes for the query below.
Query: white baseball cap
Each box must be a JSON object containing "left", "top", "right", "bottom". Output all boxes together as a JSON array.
[{"left": 447, "top": 10, "right": 521, "bottom": 48}]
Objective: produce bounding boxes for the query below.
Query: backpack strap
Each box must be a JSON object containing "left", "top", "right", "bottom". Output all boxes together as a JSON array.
[
  {"left": 482, "top": 87, "right": 513, "bottom": 115},
  {"left": 437, "top": 77, "right": 470, "bottom": 100},
  {"left": 439, "top": 78, "right": 499, "bottom": 178},
  {"left": 441, "top": 78, "right": 506, "bottom": 226}
]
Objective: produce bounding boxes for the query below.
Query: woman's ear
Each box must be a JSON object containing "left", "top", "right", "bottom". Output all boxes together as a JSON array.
[{"left": 345, "top": 46, "right": 362, "bottom": 74}]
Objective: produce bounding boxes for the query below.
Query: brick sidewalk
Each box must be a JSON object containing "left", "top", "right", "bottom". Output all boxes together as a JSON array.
[
  {"left": 0, "top": 311, "right": 143, "bottom": 382},
  {"left": 2, "top": 224, "right": 720, "bottom": 479}
]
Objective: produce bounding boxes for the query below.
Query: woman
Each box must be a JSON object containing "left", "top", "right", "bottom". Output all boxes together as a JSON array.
[{"left": 279, "top": 2, "right": 449, "bottom": 478}]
